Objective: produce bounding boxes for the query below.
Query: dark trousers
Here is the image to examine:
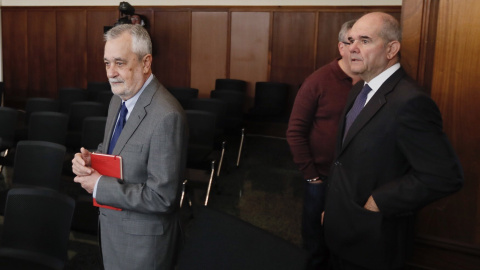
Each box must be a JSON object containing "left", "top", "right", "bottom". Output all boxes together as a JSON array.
[{"left": 302, "top": 181, "right": 328, "bottom": 270}]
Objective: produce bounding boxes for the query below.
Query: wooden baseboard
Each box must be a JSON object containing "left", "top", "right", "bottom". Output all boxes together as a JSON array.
[{"left": 407, "top": 235, "right": 480, "bottom": 270}]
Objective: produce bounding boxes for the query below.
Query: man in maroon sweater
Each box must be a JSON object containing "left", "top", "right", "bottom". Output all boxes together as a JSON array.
[{"left": 286, "top": 20, "right": 360, "bottom": 269}]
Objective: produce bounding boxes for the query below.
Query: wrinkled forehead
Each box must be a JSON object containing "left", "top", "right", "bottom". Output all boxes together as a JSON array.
[{"left": 104, "top": 33, "right": 133, "bottom": 57}]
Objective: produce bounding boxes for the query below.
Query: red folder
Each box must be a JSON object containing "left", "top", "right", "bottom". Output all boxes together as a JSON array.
[{"left": 91, "top": 152, "right": 123, "bottom": 211}]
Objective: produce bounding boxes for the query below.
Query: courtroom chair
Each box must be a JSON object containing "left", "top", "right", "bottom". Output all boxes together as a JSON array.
[
  {"left": 185, "top": 109, "right": 226, "bottom": 177},
  {"left": 0, "top": 187, "right": 75, "bottom": 270},
  {"left": 58, "top": 87, "right": 88, "bottom": 114},
  {"left": 167, "top": 87, "right": 199, "bottom": 109},
  {"left": 188, "top": 99, "right": 229, "bottom": 175},
  {"left": 87, "top": 81, "right": 111, "bottom": 101},
  {"left": 82, "top": 116, "right": 107, "bottom": 151},
  {"left": 189, "top": 98, "right": 228, "bottom": 138},
  {"left": 66, "top": 101, "right": 106, "bottom": 152},
  {"left": 177, "top": 206, "right": 309, "bottom": 270},
  {"left": 28, "top": 112, "right": 69, "bottom": 145},
  {"left": 185, "top": 110, "right": 217, "bottom": 168},
  {"left": 210, "top": 89, "right": 245, "bottom": 131},
  {"left": 0, "top": 107, "right": 18, "bottom": 174},
  {"left": 24, "top": 97, "right": 60, "bottom": 124},
  {"left": 181, "top": 160, "right": 216, "bottom": 208},
  {"left": 210, "top": 90, "right": 247, "bottom": 167},
  {"left": 0, "top": 140, "right": 66, "bottom": 215},
  {"left": 247, "top": 81, "right": 289, "bottom": 122},
  {"left": 14, "top": 98, "right": 60, "bottom": 143},
  {"left": 12, "top": 140, "right": 66, "bottom": 190},
  {"left": 214, "top": 78, "right": 247, "bottom": 92}
]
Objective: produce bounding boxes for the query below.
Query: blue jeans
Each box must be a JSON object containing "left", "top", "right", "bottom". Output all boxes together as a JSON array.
[{"left": 302, "top": 181, "right": 328, "bottom": 270}]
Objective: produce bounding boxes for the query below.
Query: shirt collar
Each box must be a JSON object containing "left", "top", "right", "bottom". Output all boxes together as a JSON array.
[{"left": 364, "top": 63, "right": 401, "bottom": 103}]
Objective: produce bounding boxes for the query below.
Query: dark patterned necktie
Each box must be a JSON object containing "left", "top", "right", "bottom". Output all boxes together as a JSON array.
[
  {"left": 108, "top": 102, "right": 128, "bottom": 154},
  {"left": 343, "top": 84, "right": 372, "bottom": 140}
]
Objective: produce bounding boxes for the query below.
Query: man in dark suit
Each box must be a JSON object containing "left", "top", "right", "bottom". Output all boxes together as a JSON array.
[
  {"left": 72, "top": 24, "right": 187, "bottom": 269},
  {"left": 323, "top": 12, "right": 463, "bottom": 270}
]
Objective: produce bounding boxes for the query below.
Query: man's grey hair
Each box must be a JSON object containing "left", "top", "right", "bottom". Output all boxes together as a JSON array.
[
  {"left": 379, "top": 14, "right": 402, "bottom": 43},
  {"left": 104, "top": 24, "right": 152, "bottom": 60},
  {"left": 338, "top": 19, "right": 356, "bottom": 42}
]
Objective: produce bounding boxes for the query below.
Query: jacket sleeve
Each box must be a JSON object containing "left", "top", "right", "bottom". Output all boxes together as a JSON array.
[{"left": 372, "top": 94, "right": 463, "bottom": 218}]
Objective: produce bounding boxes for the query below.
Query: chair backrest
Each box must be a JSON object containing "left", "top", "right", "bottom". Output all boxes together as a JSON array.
[
  {"left": 177, "top": 206, "right": 309, "bottom": 270},
  {"left": 96, "top": 90, "right": 114, "bottom": 114},
  {"left": 68, "top": 101, "right": 106, "bottom": 132},
  {"left": 215, "top": 78, "right": 247, "bottom": 92},
  {"left": 210, "top": 90, "right": 245, "bottom": 118},
  {"left": 168, "top": 87, "right": 199, "bottom": 109},
  {"left": 28, "top": 112, "right": 68, "bottom": 145},
  {"left": 58, "top": 87, "right": 88, "bottom": 114},
  {"left": 12, "top": 140, "right": 66, "bottom": 190},
  {"left": 1, "top": 187, "right": 75, "bottom": 270},
  {"left": 251, "top": 82, "right": 289, "bottom": 116},
  {"left": 188, "top": 99, "right": 228, "bottom": 129},
  {"left": 24, "top": 98, "right": 59, "bottom": 124},
  {"left": 185, "top": 110, "right": 216, "bottom": 147},
  {"left": 87, "top": 81, "right": 111, "bottom": 101},
  {"left": 0, "top": 107, "right": 18, "bottom": 150},
  {"left": 82, "top": 116, "right": 107, "bottom": 151}
]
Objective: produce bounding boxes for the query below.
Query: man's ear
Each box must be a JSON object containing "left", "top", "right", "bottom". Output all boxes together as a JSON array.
[
  {"left": 386, "top": 41, "right": 401, "bottom": 60},
  {"left": 338, "top": 42, "right": 345, "bottom": 57},
  {"left": 142, "top": 54, "right": 152, "bottom": 73}
]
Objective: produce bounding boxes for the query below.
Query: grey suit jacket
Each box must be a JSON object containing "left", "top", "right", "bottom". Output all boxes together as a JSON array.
[
  {"left": 95, "top": 76, "right": 187, "bottom": 270},
  {"left": 324, "top": 68, "right": 463, "bottom": 269}
]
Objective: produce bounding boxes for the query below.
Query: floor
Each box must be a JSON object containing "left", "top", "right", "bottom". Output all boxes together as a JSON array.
[{"left": 0, "top": 122, "right": 305, "bottom": 269}]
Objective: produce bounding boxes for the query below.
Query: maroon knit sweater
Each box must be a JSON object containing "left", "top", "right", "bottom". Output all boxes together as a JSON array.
[{"left": 286, "top": 59, "right": 353, "bottom": 179}]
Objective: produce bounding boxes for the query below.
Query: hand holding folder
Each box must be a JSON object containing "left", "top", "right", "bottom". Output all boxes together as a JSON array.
[{"left": 91, "top": 152, "right": 123, "bottom": 211}]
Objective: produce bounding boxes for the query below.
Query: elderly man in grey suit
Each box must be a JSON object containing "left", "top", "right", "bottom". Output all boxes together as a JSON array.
[{"left": 72, "top": 24, "right": 187, "bottom": 270}]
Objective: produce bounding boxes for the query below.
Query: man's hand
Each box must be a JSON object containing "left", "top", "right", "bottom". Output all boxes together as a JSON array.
[
  {"left": 364, "top": 195, "right": 380, "bottom": 212},
  {"left": 72, "top": 147, "right": 92, "bottom": 176},
  {"left": 74, "top": 171, "right": 101, "bottom": 194}
]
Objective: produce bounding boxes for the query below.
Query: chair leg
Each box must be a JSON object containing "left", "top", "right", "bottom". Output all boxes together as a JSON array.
[
  {"left": 216, "top": 141, "right": 226, "bottom": 177},
  {"left": 204, "top": 160, "right": 216, "bottom": 206},
  {"left": 180, "top": 180, "right": 188, "bottom": 208},
  {"left": 0, "top": 149, "right": 9, "bottom": 175},
  {"left": 236, "top": 128, "right": 245, "bottom": 167}
]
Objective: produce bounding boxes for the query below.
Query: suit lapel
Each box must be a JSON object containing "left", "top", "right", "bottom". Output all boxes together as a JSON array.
[
  {"left": 110, "top": 77, "right": 159, "bottom": 155},
  {"left": 339, "top": 68, "right": 406, "bottom": 155}
]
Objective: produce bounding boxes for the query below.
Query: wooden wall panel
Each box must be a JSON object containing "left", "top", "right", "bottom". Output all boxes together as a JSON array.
[
  {"left": 1, "top": 6, "right": 402, "bottom": 109},
  {"left": 56, "top": 10, "right": 87, "bottom": 90},
  {"left": 152, "top": 11, "right": 191, "bottom": 88},
  {"left": 400, "top": 0, "right": 424, "bottom": 81},
  {"left": 230, "top": 12, "right": 270, "bottom": 110},
  {"left": 316, "top": 12, "right": 362, "bottom": 69},
  {"left": 270, "top": 12, "right": 316, "bottom": 110},
  {"left": 2, "top": 10, "right": 28, "bottom": 106},
  {"left": 86, "top": 10, "right": 118, "bottom": 83},
  {"left": 191, "top": 12, "right": 228, "bottom": 98},
  {"left": 27, "top": 11, "right": 57, "bottom": 99},
  {"left": 418, "top": 0, "right": 480, "bottom": 244},
  {"left": 401, "top": 0, "right": 480, "bottom": 268}
]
